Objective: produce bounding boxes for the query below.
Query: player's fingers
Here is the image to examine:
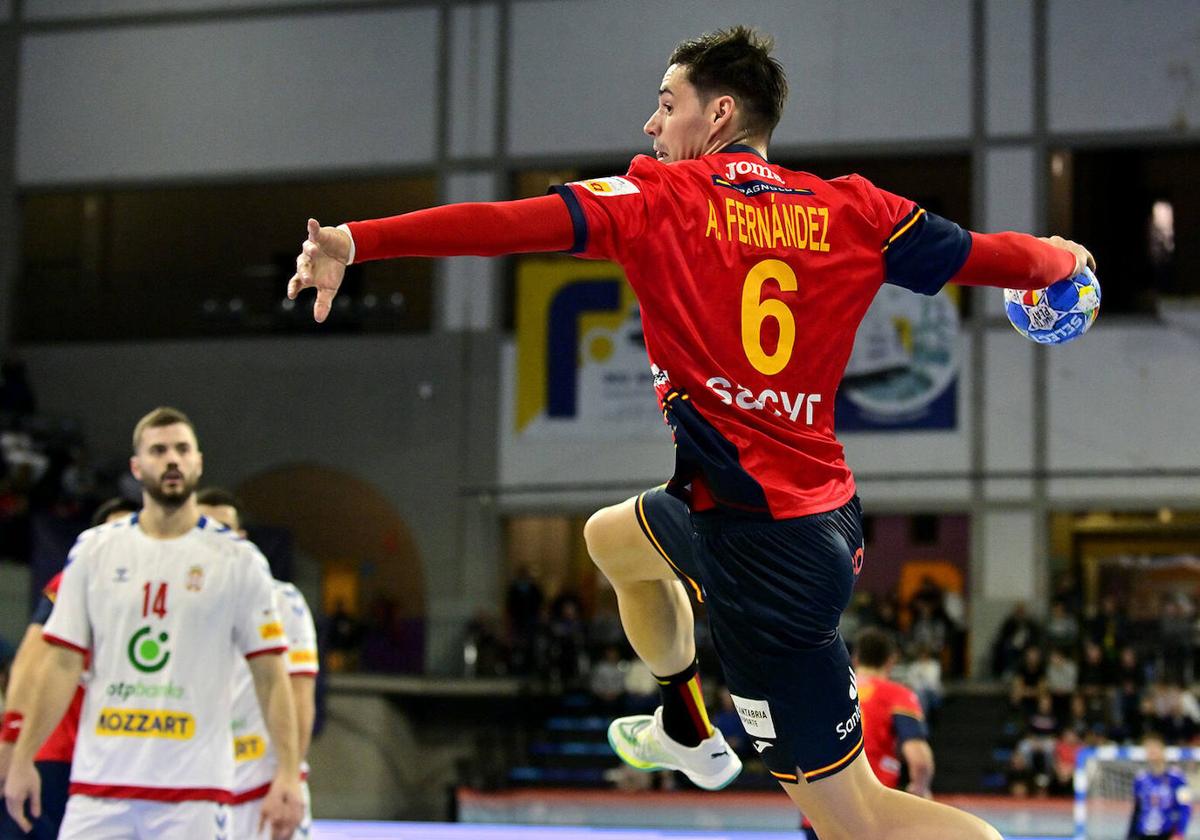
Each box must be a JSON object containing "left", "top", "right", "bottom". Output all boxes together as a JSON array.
[
  {"left": 29, "top": 785, "right": 39, "bottom": 819},
  {"left": 287, "top": 275, "right": 306, "bottom": 300},
  {"left": 1083, "top": 247, "right": 1096, "bottom": 272},
  {"left": 314, "top": 287, "right": 335, "bottom": 323},
  {"left": 307, "top": 218, "right": 321, "bottom": 243}
]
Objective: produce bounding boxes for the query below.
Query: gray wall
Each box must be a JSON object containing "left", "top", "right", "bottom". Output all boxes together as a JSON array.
[{"left": 4, "top": 0, "right": 1200, "bottom": 675}]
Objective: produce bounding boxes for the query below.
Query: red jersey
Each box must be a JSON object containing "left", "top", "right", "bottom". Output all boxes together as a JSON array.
[
  {"left": 553, "top": 146, "right": 971, "bottom": 519},
  {"left": 857, "top": 673, "right": 927, "bottom": 789},
  {"left": 34, "top": 572, "right": 84, "bottom": 764}
]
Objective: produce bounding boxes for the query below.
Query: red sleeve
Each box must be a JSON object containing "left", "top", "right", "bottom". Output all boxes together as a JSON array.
[
  {"left": 549, "top": 156, "right": 667, "bottom": 262},
  {"left": 346, "top": 195, "right": 574, "bottom": 263},
  {"left": 951, "top": 230, "right": 1076, "bottom": 290}
]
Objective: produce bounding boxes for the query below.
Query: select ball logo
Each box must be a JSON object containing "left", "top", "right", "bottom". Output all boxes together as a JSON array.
[
  {"left": 1004, "top": 267, "right": 1101, "bottom": 346},
  {"left": 128, "top": 626, "right": 171, "bottom": 673}
]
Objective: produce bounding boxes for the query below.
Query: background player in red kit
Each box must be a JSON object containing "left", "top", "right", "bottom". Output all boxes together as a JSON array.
[
  {"left": 802, "top": 628, "right": 936, "bottom": 839},
  {"left": 289, "top": 27, "right": 1092, "bottom": 840}
]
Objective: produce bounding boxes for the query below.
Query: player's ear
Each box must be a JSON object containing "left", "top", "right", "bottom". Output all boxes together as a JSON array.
[
  {"left": 711, "top": 94, "right": 736, "bottom": 126},
  {"left": 129, "top": 455, "right": 142, "bottom": 481}
]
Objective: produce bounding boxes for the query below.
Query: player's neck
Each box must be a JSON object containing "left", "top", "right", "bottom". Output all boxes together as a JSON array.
[
  {"left": 137, "top": 497, "right": 201, "bottom": 539},
  {"left": 856, "top": 666, "right": 886, "bottom": 679},
  {"left": 702, "top": 129, "right": 768, "bottom": 160}
]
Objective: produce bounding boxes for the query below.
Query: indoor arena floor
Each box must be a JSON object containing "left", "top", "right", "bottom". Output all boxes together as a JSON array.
[{"left": 311, "top": 821, "right": 1066, "bottom": 840}]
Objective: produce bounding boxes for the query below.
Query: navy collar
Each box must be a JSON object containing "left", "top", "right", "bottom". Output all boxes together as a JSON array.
[{"left": 719, "top": 143, "right": 768, "bottom": 161}]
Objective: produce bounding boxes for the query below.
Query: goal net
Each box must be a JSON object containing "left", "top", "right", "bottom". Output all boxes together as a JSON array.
[{"left": 1075, "top": 745, "right": 1200, "bottom": 840}]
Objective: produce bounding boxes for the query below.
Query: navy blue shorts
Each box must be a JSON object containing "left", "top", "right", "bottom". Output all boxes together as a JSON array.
[{"left": 635, "top": 486, "right": 866, "bottom": 783}]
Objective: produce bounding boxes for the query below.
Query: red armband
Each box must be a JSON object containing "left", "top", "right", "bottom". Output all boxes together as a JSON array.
[
  {"left": 346, "top": 195, "right": 575, "bottom": 263},
  {"left": 0, "top": 710, "right": 23, "bottom": 743},
  {"left": 952, "top": 231, "right": 1077, "bottom": 290}
]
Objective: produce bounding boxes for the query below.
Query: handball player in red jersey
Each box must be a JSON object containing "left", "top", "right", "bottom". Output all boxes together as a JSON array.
[
  {"left": 801, "top": 628, "right": 936, "bottom": 839},
  {"left": 290, "top": 27, "right": 1092, "bottom": 840}
]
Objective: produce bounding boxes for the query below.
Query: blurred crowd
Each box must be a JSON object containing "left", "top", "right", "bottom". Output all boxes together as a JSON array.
[{"left": 993, "top": 575, "right": 1200, "bottom": 797}]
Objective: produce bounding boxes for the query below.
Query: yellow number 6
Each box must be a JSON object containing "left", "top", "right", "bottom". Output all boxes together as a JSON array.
[{"left": 741, "top": 259, "right": 797, "bottom": 375}]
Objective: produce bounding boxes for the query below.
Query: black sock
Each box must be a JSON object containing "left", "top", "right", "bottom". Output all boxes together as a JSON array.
[{"left": 654, "top": 660, "right": 714, "bottom": 747}]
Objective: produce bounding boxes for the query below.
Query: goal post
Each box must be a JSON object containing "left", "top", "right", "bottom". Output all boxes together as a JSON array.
[{"left": 1075, "top": 745, "right": 1200, "bottom": 840}]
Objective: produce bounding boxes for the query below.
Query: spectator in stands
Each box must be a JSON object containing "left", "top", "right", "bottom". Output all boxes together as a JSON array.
[
  {"left": 875, "top": 591, "right": 904, "bottom": 642},
  {"left": 1113, "top": 646, "right": 1147, "bottom": 739},
  {"left": 907, "top": 645, "right": 943, "bottom": 725},
  {"left": 1016, "top": 692, "right": 1059, "bottom": 793},
  {"left": 992, "top": 602, "right": 1042, "bottom": 677},
  {"left": 908, "top": 576, "right": 947, "bottom": 623},
  {"left": 1143, "top": 682, "right": 1200, "bottom": 743},
  {"left": 1045, "top": 599, "right": 1080, "bottom": 654},
  {"left": 1050, "top": 728, "right": 1081, "bottom": 796},
  {"left": 1157, "top": 597, "right": 1193, "bottom": 684},
  {"left": 622, "top": 658, "right": 658, "bottom": 715},
  {"left": 1084, "top": 594, "right": 1127, "bottom": 659},
  {"left": 547, "top": 595, "right": 588, "bottom": 687},
  {"left": 506, "top": 566, "right": 544, "bottom": 675},
  {"left": 1078, "top": 641, "right": 1112, "bottom": 697},
  {"left": 909, "top": 601, "right": 949, "bottom": 663},
  {"left": 589, "top": 645, "right": 627, "bottom": 713},
  {"left": 1046, "top": 649, "right": 1079, "bottom": 720},
  {"left": 1012, "top": 646, "right": 1047, "bottom": 720},
  {"left": 1006, "top": 749, "right": 1034, "bottom": 798},
  {"left": 463, "top": 610, "right": 508, "bottom": 677},
  {"left": 1050, "top": 572, "right": 1083, "bottom": 617}
]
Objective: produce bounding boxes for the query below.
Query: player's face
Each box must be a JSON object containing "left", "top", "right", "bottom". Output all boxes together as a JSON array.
[
  {"left": 130, "top": 423, "right": 203, "bottom": 507},
  {"left": 644, "top": 64, "right": 724, "bottom": 163},
  {"left": 1146, "top": 739, "right": 1165, "bottom": 765},
  {"left": 198, "top": 503, "right": 244, "bottom": 536}
]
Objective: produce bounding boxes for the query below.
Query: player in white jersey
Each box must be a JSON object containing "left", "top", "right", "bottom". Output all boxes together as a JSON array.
[
  {"left": 3, "top": 408, "right": 304, "bottom": 840},
  {"left": 197, "top": 487, "right": 319, "bottom": 840}
]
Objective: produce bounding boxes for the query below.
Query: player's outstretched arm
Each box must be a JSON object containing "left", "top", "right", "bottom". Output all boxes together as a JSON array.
[
  {"left": 3, "top": 644, "right": 83, "bottom": 832},
  {"left": 952, "top": 231, "right": 1095, "bottom": 291},
  {"left": 249, "top": 653, "right": 304, "bottom": 839},
  {"left": 289, "top": 196, "right": 575, "bottom": 322}
]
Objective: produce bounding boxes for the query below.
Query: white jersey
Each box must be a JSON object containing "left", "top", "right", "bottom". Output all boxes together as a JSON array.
[
  {"left": 230, "top": 580, "right": 319, "bottom": 798},
  {"left": 43, "top": 514, "right": 285, "bottom": 802}
]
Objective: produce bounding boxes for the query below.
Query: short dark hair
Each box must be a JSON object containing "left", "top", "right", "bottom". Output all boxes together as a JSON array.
[
  {"left": 132, "top": 406, "right": 197, "bottom": 453},
  {"left": 669, "top": 26, "right": 788, "bottom": 140},
  {"left": 196, "top": 486, "right": 243, "bottom": 513},
  {"left": 855, "top": 627, "right": 896, "bottom": 669},
  {"left": 91, "top": 496, "right": 139, "bottom": 528}
]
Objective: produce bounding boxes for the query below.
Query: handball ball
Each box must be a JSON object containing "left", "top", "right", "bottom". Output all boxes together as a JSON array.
[{"left": 1004, "top": 266, "right": 1101, "bottom": 345}]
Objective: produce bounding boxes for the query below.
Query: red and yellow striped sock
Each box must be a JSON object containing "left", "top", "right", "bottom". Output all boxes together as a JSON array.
[{"left": 654, "top": 661, "right": 714, "bottom": 747}]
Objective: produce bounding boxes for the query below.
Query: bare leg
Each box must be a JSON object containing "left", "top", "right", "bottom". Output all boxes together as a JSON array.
[
  {"left": 781, "top": 753, "right": 1003, "bottom": 840},
  {"left": 583, "top": 497, "right": 695, "bottom": 676}
]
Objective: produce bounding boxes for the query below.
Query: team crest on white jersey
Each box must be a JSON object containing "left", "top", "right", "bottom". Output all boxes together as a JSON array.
[{"left": 186, "top": 565, "right": 204, "bottom": 592}]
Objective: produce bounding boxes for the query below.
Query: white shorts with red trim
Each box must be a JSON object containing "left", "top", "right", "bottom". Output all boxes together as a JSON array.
[
  {"left": 59, "top": 794, "right": 231, "bottom": 840},
  {"left": 229, "top": 781, "right": 311, "bottom": 840}
]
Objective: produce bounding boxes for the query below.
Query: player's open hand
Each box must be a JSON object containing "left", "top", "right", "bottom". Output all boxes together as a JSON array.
[
  {"left": 288, "top": 218, "right": 352, "bottom": 324},
  {"left": 1038, "top": 235, "right": 1096, "bottom": 278},
  {"left": 259, "top": 775, "right": 304, "bottom": 839},
  {"left": 3, "top": 758, "right": 41, "bottom": 832}
]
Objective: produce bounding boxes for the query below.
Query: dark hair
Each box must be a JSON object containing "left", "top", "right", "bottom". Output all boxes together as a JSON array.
[
  {"left": 855, "top": 627, "right": 896, "bottom": 669},
  {"left": 196, "top": 486, "right": 243, "bottom": 514},
  {"left": 669, "top": 26, "right": 788, "bottom": 140},
  {"left": 91, "top": 496, "right": 138, "bottom": 528}
]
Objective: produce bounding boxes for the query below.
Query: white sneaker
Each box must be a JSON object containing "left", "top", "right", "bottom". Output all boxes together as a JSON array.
[{"left": 607, "top": 706, "right": 742, "bottom": 790}]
